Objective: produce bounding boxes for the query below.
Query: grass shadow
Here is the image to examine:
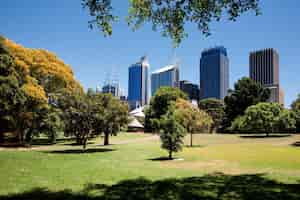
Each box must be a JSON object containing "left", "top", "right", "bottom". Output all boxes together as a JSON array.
[
  {"left": 148, "top": 157, "right": 185, "bottom": 161},
  {"left": 62, "top": 142, "right": 95, "bottom": 146},
  {"left": 240, "top": 134, "right": 291, "bottom": 138},
  {"left": 44, "top": 148, "right": 115, "bottom": 154},
  {"left": 184, "top": 145, "right": 204, "bottom": 148},
  {"left": 1, "top": 173, "right": 300, "bottom": 200},
  {"left": 291, "top": 142, "right": 300, "bottom": 147}
]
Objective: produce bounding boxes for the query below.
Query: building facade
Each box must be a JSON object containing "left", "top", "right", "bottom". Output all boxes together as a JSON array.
[
  {"left": 102, "top": 83, "right": 120, "bottom": 97},
  {"left": 200, "top": 46, "right": 229, "bottom": 100},
  {"left": 179, "top": 80, "right": 200, "bottom": 101},
  {"left": 249, "top": 48, "right": 284, "bottom": 105},
  {"left": 151, "top": 65, "right": 179, "bottom": 96},
  {"left": 128, "top": 56, "right": 149, "bottom": 110}
]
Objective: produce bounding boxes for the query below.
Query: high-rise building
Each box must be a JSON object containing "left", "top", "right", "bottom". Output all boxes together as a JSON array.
[
  {"left": 102, "top": 83, "right": 120, "bottom": 97},
  {"left": 128, "top": 56, "right": 149, "bottom": 110},
  {"left": 151, "top": 64, "right": 179, "bottom": 96},
  {"left": 200, "top": 46, "right": 229, "bottom": 100},
  {"left": 179, "top": 80, "right": 200, "bottom": 101},
  {"left": 249, "top": 48, "right": 284, "bottom": 105}
]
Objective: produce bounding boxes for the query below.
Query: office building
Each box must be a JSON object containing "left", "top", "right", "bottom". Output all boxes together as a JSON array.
[
  {"left": 151, "top": 64, "right": 179, "bottom": 96},
  {"left": 249, "top": 48, "right": 284, "bottom": 105},
  {"left": 102, "top": 83, "right": 120, "bottom": 97},
  {"left": 128, "top": 56, "right": 150, "bottom": 110},
  {"left": 179, "top": 80, "right": 200, "bottom": 101},
  {"left": 200, "top": 46, "right": 229, "bottom": 99}
]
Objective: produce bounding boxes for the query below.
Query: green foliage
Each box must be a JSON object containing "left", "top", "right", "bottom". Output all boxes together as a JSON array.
[
  {"left": 145, "top": 87, "right": 187, "bottom": 131},
  {"left": 199, "top": 98, "right": 225, "bottom": 132},
  {"left": 175, "top": 99, "right": 212, "bottom": 146},
  {"left": 93, "top": 93, "right": 129, "bottom": 145},
  {"left": 231, "top": 102, "right": 296, "bottom": 136},
  {"left": 83, "top": 0, "right": 260, "bottom": 46},
  {"left": 291, "top": 94, "right": 300, "bottom": 132},
  {"left": 223, "top": 77, "right": 270, "bottom": 130},
  {"left": 0, "top": 54, "right": 26, "bottom": 141},
  {"left": 159, "top": 105, "right": 186, "bottom": 159}
]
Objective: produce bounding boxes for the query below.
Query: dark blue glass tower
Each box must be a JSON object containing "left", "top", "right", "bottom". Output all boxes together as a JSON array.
[
  {"left": 200, "top": 46, "right": 229, "bottom": 100},
  {"left": 128, "top": 56, "right": 149, "bottom": 110}
]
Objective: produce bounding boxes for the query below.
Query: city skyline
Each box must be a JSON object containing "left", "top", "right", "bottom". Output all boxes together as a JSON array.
[{"left": 1, "top": 1, "right": 300, "bottom": 106}]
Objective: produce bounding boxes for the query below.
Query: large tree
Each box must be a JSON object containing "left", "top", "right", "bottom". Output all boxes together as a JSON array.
[
  {"left": 223, "top": 77, "right": 270, "bottom": 130},
  {"left": 199, "top": 98, "right": 225, "bottom": 133},
  {"left": 231, "top": 102, "right": 296, "bottom": 136},
  {"left": 82, "top": 0, "right": 261, "bottom": 46},
  {"left": 0, "top": 54, "right": 26, "bottom": 143},
  {"left": 96, "top": 94, "right": 129, "bottom": 146},
  {"left": 175, "top": 98, "right": 212, "bottom": 146}
]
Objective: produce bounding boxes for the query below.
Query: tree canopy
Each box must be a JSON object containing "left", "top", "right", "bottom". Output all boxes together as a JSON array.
[
  {"left": 145, "top": 87, "right": 187, "bottom": 131},
  {"left": 223, "top": 77, "right": 270, "bottom": 130},
  {"left": 82, "top": 0, "right": 261, "bottom": 46},
  {"left": 291, "top": 94, "right": 300, "bottom": 132},
  {"left": 199, "top": 98, "right": 225, "bottom": 133},
  {"left": 175, "top": 98, "right": 212, "bottom": 146},
  {"left": 159, "top": 105, "right": 186, "bottom": 159},
  {"left": 231, "top": 102, "right": 296, "bottom": 136}
]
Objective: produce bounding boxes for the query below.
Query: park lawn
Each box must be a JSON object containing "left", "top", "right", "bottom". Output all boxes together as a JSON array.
[{"left": 0, "top": 133, "right": 300, "bottom": 198}]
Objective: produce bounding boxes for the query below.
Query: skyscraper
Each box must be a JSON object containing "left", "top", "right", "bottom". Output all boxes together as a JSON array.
[
  {"left": 128, "top": 56, "right": 149, "bottom": 110},
  {"left": 200, "top": 46, "right": 229, "bottom": 100},
  {"left": 249, "top": 48, "right": 284, "bottom": 105},
  {"left": 151, "top": 64, "right": 179, "bottom": 96},
  {"left": 179, "top": 80, "right": 200, "bottom": 101}
]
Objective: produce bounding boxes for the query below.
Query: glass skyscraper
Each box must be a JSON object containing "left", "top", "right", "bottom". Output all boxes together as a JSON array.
[
  {"left": 128, "top": 56, "right": 149, "bottom": 110},
  {"left": 200, "top": 46, "right": 229, "bottom": 100},
  {"left": 151, "top": 65, "right": 179, "bottom": 96}
]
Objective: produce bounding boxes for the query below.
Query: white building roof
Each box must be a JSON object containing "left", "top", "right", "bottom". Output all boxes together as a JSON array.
[
  {"left": 128, "top": 117, "right": 144, "bottom": 128},
  {"left": 152, "top": 65, "right": 176, "bottom": 74},
  {"left": 129, "top": 106, "right": 145, "bottom": 118}
]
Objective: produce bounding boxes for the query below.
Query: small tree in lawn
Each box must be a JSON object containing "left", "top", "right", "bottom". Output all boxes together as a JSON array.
[
  {"left": 231, "top": 102, "right": 296, "bottom": 136},
  {"left": 159, "top": 105, "right": 186, "bottom": 160},
  {"left": 175, "top": 99, "right": 212, "bottom": 147}
]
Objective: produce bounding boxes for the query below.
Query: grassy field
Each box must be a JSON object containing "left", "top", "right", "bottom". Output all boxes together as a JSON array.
[{"left": 1, "top": 133, "right": 300, "bottom": 199}]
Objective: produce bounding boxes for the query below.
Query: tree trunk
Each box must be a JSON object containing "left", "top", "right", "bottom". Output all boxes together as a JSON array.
[
  {"left": 190, "top": 132, "right": 193, "bottom": 147},
  {"left": 104, "top": 132, "right": 109, "bottom": 146},
  {"left": 83, "top": 138, "right": 87, "bottom": 150},
  {"left": 266, "top": 132, "right": 269, "bottom": 137},
  {"left": 0, "top": 132, "right": 4, "bottom": 144},
  {"left": 169, "top": 150, "right": 172, "bottom": 160}
]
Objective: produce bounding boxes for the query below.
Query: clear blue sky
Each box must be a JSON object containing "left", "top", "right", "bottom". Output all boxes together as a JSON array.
[{"left": 0, "top": 0, "right": 299, "bottom": 107}]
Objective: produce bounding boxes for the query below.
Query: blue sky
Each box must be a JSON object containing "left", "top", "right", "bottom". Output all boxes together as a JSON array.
[{"left": 0, "top": 0, "right": 299, "bottom": 107}]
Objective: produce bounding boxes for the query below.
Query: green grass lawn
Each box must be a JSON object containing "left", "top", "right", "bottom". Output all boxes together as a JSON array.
[{"left": 1, "top": 133, "right": 300, "bottom": 199}]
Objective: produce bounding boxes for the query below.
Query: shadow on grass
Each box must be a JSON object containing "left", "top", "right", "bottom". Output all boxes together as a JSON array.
[
  {"left": 148, "top": 157, "right": 173, "bottom": 161},
  {"left": 62, "top": 142, "right": 95, "bottom": 146},
  {"left": 240, "top": 134, "right": 291, "bottom": 138},
  {"left": 291, "top": 142, "right": 300, "bottom": 147},
  {"left": 1, "top": 173, "right": 300, "bottom": 200},
  {"left": 44, "top": 148, "right": 115, "bottom": 154}
]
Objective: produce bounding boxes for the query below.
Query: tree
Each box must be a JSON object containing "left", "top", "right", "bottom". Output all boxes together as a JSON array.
[
  {"left": 291, "top": 94, "right": 300, "bottom": 133},
  {"left": 223, "top": 77, "right": 270, "bottom": 130},
  {"left": 82, "top": 0, "right": 260, "bottom": 46},
  {"left": 199, "top": 98, "right": 225, "bottom": 133},
  {"left": 175, "top": 99, "right": 212, "bottom": 146},
  {"left": 96, "top": 94, "right": 129, "bottom": 145},
  {"left": 159, "top": 105, "right": 186, "bottom": 159},
  {"left": 231, "top": 102, "right": 296, "bottom": 136},
  {"left": 0, "top": 54, "right": 26, "bottom": 143},
  {"left": 145, "top": 87, "right": 187, "bottom": 131}
]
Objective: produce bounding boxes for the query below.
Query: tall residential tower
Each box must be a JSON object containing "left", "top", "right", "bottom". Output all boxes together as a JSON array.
[
  {"left": 200, "top": 46, "right": 229, "bottom": 100},
  {"left": 249, "top": 48, "right": 284, "bottom": 105},
  {"left": 128, "top": 56, "right": 149, "bottom": 110}
]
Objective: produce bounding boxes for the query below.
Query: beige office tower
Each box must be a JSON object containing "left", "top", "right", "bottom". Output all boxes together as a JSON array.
[{"left": 249, "top": 48, "right": 284, "bottom": 106}]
